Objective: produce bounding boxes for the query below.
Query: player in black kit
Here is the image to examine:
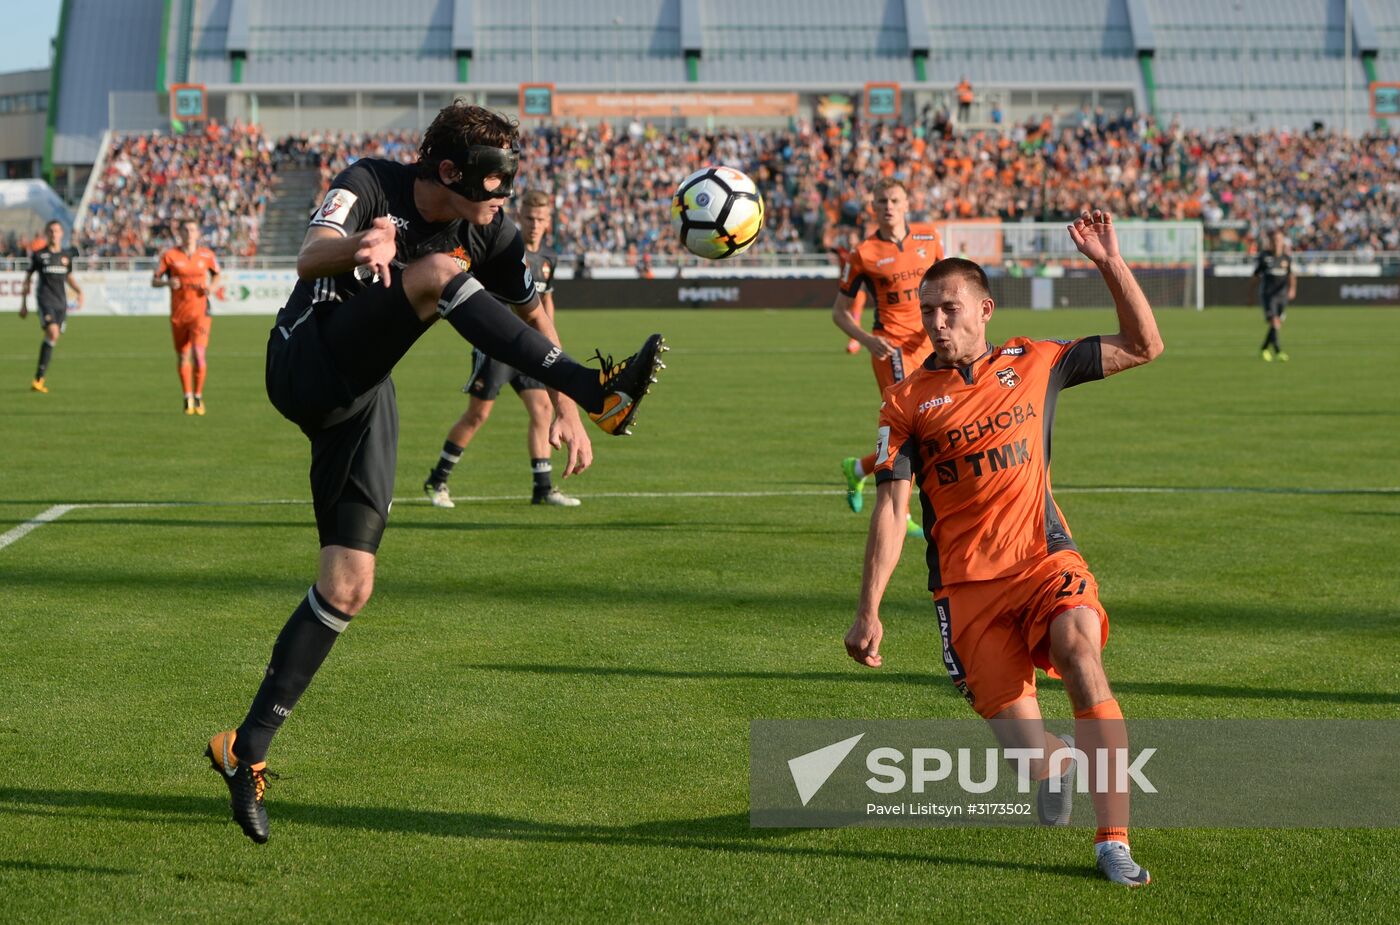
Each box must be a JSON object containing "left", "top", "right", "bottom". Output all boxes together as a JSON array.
[
  {"left": 205, "top": 104, "right": 668, "bottom": 843},
  {"left": 19, "top": 221, "right": 83, "bottom": 392},
  {"left": 1250, "top": 229, "right": 1295, "bottom": 362},
  {"left": 424, "top": 189, "right": 581, "bottom": 508}
]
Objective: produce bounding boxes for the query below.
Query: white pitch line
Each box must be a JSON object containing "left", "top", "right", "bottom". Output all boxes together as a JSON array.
[
  {"left": 0, "top": 504, "right": 77, "bottom": 551},
  {"left": 2, "top": 485, "right": 1397, "bottom": 553}
]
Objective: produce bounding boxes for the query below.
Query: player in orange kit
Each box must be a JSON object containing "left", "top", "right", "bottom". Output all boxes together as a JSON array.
[
  {"left": 844, "top": 211, "right": 1163, "bottom": 887},
  {"left": 831, "top": 178, "right": 943, "bottom": 526},
  {"left": 153, "top": 219, "right": 222, "bottom": 414}
]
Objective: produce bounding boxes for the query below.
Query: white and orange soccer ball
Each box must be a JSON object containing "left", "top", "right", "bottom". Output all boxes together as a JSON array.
[{"left": 670, "top": 166, "right": 764, "bottom": 259}]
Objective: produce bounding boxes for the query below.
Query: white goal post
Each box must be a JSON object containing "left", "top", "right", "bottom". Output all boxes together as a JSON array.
[{"left": 940, "top": 221, "right": 1205, "bottom": 310}]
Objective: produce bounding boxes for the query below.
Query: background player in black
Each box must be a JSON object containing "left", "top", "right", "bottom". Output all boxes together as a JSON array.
[
  {"left": 18, "top": 221, "right": 83, "bottom": 392},
  {"left": 1249, "top": 229, "right": 1295, "bottom": 362},
  {"left": 424, "top": 189, "right": 581, "bottom": 508},
  {"left": 206, "top": 104, "right": 667, "bottom": 843}
]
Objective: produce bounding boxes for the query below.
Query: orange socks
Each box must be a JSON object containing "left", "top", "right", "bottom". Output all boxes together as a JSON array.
[
  {"left": 1074, "top": 697, "right": 1130, "bottom": 846},
  {"left": 859, "top": 453, "right": 877, "bottom": 477},
  {"left": 194, "top": 363, "right": 207, "bottom": 395},
  {"left": 178, "top": 360, "right": 193, "bottom": 395}
]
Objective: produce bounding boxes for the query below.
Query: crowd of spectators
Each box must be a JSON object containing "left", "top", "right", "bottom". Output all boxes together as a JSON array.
[
  {"left": 72, "top": 112, "right": 1400, "bottom": 260},
  {"left": 77, "top": 120, "right": 274, "bottom": 258}
]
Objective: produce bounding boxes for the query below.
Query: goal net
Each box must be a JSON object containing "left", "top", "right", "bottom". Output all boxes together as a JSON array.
[{"left": 940, "top": 221, "right": 1204, "bottom": 310}]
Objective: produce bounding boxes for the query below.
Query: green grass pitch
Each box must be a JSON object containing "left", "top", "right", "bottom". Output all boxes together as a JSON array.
[{"left": 1, "top": 307, "right": 1397, "bottom": 922}]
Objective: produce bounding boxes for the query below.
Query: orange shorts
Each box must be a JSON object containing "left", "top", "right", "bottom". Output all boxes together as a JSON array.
[
  {"left": 871, "top": 336, "right": 933, "bottom": 394},
  {"left": 932, "top": 550, "right": 1108, "bottom": 719},
  {"left": 171, "top": 314, "right": 212, "bottom": 353}
]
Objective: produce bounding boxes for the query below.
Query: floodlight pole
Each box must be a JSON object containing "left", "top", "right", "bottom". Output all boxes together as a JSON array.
[{"left": 1344, "top": 0, "right": 1353, "bottom": 137}]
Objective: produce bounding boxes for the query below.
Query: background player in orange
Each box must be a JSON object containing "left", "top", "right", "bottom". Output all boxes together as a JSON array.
[
  {"left": 831, "top": 177, "right": 943, "bottom": 529},
  {"left": 844, "top": 210, "right": 1163, "bottom": 886},
  {"left": 152, "top": 219, "right": 222, "bottom": 414},
  {"left": 19, "top": 220, "right": 83, "bottom": 393}
]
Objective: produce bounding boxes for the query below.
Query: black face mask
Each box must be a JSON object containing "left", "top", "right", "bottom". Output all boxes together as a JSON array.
[{"left": 442, "top": 145, "right": 520, "bottom": 201}]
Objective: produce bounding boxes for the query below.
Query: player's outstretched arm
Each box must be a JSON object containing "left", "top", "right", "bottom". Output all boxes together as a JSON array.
[
  {"left": 832, "top": 293, "right": 892, "bottom": 359},
  {"left": 845, "top": 478, "right": 911, "bottom": 668},
  {"left": 1069, "top": 209, "right": 1164, "bottom": 376}
]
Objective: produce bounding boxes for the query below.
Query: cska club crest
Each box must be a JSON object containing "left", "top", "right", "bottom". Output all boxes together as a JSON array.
[
  {"left": 995, "top": 367, "right": 1020, "bottom": 389},
  {"left": 448, "top": 245, "right": 472, "bottom": 272}
]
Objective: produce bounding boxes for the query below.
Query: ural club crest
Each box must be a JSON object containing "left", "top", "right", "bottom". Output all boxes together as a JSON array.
[
  {"left": 995, "top": 367, "right": 1020, "bottom": 389},
  {"left": 916, "top": 247, "right": 928, "bottom": 259}
]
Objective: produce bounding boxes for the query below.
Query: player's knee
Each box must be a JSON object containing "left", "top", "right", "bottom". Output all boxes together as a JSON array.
[
  {"left": 522, "top": 393, "right": 551, "bottom": 423},
  {"left": 463, "top": 404, "right": 491, "bottom": 429},
  {"left": 1049, "top": 608, "right": 1103, "bottom": 671},
  {"left": 403, "top": 253, "right": 462, "bottom": 310},
  {"left": 321, "top": 573, "right": 373, "bottom": 616}
]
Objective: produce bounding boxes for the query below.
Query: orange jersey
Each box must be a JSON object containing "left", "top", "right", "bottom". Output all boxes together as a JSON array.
[
  {"left": 156, "top": 246, "right": 220, "bottom": 321},
  {"left": 874, "top": 336, "right": 1104, "bottom": 587},
  {"left": 839, "top": 223, "right": 944, "bottom": 350}
]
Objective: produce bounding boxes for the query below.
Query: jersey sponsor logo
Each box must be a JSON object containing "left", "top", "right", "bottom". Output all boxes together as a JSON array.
[
  {"left": 995, "top": 367, "right": 1020, "bottom": 389},
  {"left": 1000, "top": 346, "right": 1025, "bottom": 356},
  {"left": 315, "top": 189, "right": 357, "bottom": 227},
  {"left": 875, "top": 425, "right": 891, "bottom": 465},
  {"left": 944, "top": 402, "right": 1037, "bottom": 451},
  {"left": 912, "top": 233, "right": 937, "bottom": 241},
  {"left": 960, "top": 438, "right": 1031, "bottom": 477},
  {"left": 917, "top": 395, "right": 952, "bottom": 412},
  {"left": 875, "top": 256, "right": 896, "bottom": 267}
]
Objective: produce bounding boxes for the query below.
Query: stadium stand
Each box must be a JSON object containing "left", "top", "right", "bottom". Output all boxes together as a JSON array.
[
  {"left": 1147, "top": 0, "right": 1374, "bottom": 129},
  {"left": 78, "top": 122, "right": 273, "bottom": 258},
  {"left": 73, "top": 116, "right": 1400, "bottom": 259}
]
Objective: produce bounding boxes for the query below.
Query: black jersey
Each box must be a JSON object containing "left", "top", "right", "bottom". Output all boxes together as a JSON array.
[
  {"left": 278, "top": 158, "right": 533, "bottom": 328},
  {"left": 1253, "top": 252, "right": 1292, "bottom": 300},
  {"left": 525, "top": 246, "right": 557, "bottom": 297},
  {"left": 28, "top": 246, "right": 77, "bottom": 310}
]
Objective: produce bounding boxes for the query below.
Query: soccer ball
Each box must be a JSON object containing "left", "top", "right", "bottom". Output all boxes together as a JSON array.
[{"left": 670, "top": 166, "right": 764, "bottom": 259}]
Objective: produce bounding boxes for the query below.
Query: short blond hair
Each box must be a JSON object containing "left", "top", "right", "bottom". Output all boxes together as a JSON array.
[{"left": 520, "top": 189, "right": 552, "bottom": 210}]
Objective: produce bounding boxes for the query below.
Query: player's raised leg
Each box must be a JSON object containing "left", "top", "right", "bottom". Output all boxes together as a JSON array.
[{"left": 397, "top": 255, "right": 668, "bottom": 435}]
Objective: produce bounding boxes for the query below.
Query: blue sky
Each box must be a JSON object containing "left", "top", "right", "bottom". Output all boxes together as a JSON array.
[{"left": 1, "top": 0, "right": 62, "bottom": 73}]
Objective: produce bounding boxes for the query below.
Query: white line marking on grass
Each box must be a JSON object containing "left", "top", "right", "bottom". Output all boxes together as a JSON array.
[
  {"left": 0, "top": 505, "right": 77, "bottom": 551},
  {"left": 2, "top": 485, "right": 1396, "bottom": 551}
]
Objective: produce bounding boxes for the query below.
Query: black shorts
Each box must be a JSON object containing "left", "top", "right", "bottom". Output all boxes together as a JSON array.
[
  {"left": 266, "top": 281, "right": 428, "bottom": 553},
  {"left": 465, "top": 348, "right": 545, "bottom": 400},
  {"left": 38, "top": 302, "right": 67, "bottom": 329},
  {"left": 1263, "top": 295, "right": 1287, "bottom": 321}
]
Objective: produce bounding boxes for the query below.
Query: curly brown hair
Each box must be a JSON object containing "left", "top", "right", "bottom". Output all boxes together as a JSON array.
[{"left": 418, "top": 102, "right": 519, "bottom": 179}]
